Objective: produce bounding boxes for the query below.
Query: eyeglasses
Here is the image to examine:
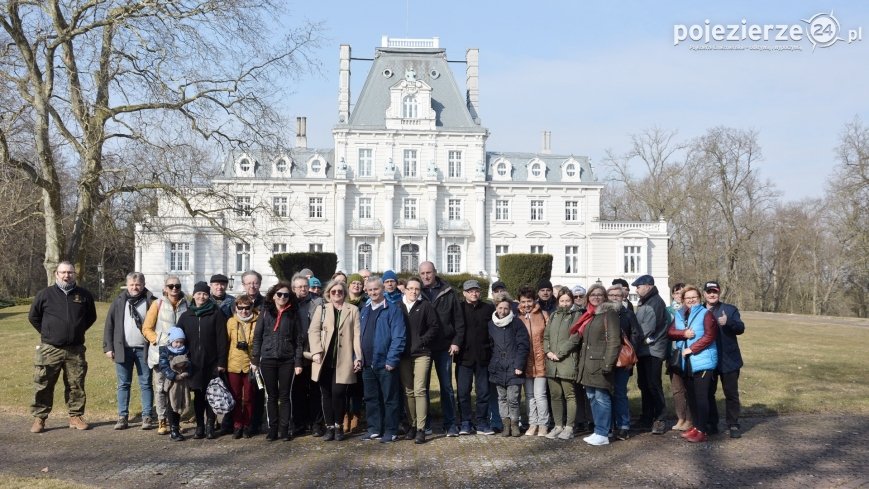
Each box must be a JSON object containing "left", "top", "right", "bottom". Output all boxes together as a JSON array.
[
  {"left": 607, "top": 294, "right": 622, "bottom": 298},
  {"left": 329, "top": 290, "right": 344, "bottom": 296},
  {"left": 166, "top": 284, "right": 181, "bottom": 290},
  {"left": 588, "top": 293, "right": 606, "bottom": 298},
  {"left": 236, "top": 306, "right": 251, "bottom": 311},
  {"left": 274, "top": 292, "right": 291, "bottom": 299}
]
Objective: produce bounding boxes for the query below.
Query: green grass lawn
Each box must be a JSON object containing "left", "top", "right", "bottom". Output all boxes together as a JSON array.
[{"left": 1, "top": 304, "right": 867, "bottom": 418}]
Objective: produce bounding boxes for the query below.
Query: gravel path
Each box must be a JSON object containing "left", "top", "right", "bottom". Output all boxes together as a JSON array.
[{"left": 2, "top": 413, "right": 867, "bottom": 488}]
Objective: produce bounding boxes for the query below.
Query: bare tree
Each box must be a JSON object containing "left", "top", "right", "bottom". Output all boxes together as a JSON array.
[{"left": 0, "top": 1, "right": 321, "bottom": 284}]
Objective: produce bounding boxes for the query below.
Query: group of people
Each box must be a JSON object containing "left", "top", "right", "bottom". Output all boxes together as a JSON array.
[{"left": 28, "top": 260, "right": 746, "bottom": 447}]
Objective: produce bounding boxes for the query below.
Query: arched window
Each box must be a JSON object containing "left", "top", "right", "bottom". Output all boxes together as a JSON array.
[
  {"left": 402, "top": 95, "right": 418, "bottom": 119},
  {"left": 358, "top": 243, "right": 372, "bottom": 271},
  {"left": 446, "top": 244, "right": 461, "bottom": 273},
  {"left": 400, "top": 244, "right": 420, "bottom": 273},
  {"left": 531, "top": 163, "right": 542, "bottom": 177},
  {"left": 497, "top": 162, "right": 507, "bottom": 176},
  {"left": 311, "top": 159, "right": 322, "bottom": 173},
  {"left": 565, "top": 163, "right": 576, "bottom": 178}
]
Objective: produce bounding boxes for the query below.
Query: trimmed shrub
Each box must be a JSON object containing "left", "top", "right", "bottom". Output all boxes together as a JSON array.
[
  {"left": 269, "top": 252, "right": 338, "bottom": 283},
  {"left": 497, "top": 254, "right": 553, "bottom": 296}
]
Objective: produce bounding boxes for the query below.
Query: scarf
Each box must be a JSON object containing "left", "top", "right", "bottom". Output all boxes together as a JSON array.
[
  {"left": 569, "top": 302, "right": 596, "bottom": 336},
  {"left": 273, "top": 304, "right": 291, "bottom": 332},
  {"left": 127, "top": 292, "right": 147, "bottom": 331},
  {"left": 235, "top": 311, "right": 254, "bottom": 323},
  {"left": 189, "top": 300, "right": 215, "bottom": 317},
  {"left": 168, "top": 343, "right": 187, "bottom": 355},
  {"left": 491, "top": 310, "right": 515, "bottom": 328}
]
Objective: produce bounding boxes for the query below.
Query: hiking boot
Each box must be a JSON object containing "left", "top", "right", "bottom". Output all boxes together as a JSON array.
[
  {"left": 312, "top": 424, "right": 326, "bottom": 437},
  {"left": 323, "top": 427, "right": 335, "bottom": 441},
  {"left": 651, "top": 420, "right": 666, "bottom": 435},
  {"left": 511, "top": 418, "right": 521, "bottom": 437},
  {"left": 729, "top": 425, "right": 742, "bottom": 439},
  {"left": 414, "top": 430, "right": 426, "bottom": 444},
  {"left": 501, "top": 418, "right": 512, "bottom": 437},
  {"left": 69, "top": 416, "right": 89, "bottom": 430},
  {"left": 193, "top": 425, "right": 205, "bottom": 439},
  {"left": 546, "top": 426, "right": 563, "bottom": 439},
  {"left": 616, "top": 428, "right": 630, "bottom": 441},
  {"left": 114, "top": 416, "right": 129, "bottom": 430},
  {"left": 233, "top": 428, "right": 243, "bottom": 439},
  {"left": 335, "top": 426, "right": 346, "bottom": 441},
  {"left": 31, "top": 417, "right": 45, "bottom": 433},
  {"left": 157, "top": 418, "right": 169, "bottom": 435},
  {"left": 141, "top": 416, "right": 155, "bottom": 430},
  {"left": 405, "top": 427, "right": 417, "bottom": 440}
]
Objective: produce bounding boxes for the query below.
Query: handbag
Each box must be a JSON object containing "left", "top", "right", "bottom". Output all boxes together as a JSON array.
[
  {"left": 205, "top": 376, "right": 235, "bottom": 415},
  {"left": 616, "top": 332, "right": 638, "bottom": 368}
]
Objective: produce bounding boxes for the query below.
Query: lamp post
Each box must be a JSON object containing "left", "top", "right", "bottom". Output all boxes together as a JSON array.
[
  {"left": 228, "top": 276, "right": 235, "bottom": 292},
  {"left": 97, "top": 263, "right": 104, "bottom": 301}
]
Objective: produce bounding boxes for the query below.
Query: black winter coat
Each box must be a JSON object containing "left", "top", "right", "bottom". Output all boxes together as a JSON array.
[
  {"left": 252, "top": 302, "right": 305, "bottom": 368},
  {"left": 29, "top": 284, "right": 97, "bottom": 347},
  {"left": 707, "top": 301, "right": 745, "bottom": 373},
  {"left": 487, "top": 315, "right": 530, "bottom": 386},
  {"left": 177, "top": 305, "right": 227, "bottom": 390},
  {"left": 421, "top": 278, "right": 466, "bottom": 351},
  {"left": 401, "top": 299, "right": 440, "bottom": 357},
  {"left": 456, "top": 301, "right": 495, "bottom": 367}
]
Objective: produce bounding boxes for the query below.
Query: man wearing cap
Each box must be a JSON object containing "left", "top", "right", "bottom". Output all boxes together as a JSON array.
[
  {"left": 571, "top": 285, "right": 587, "bottom": 312},
  {"left": 418, "top": 260, "right": 465, "bottom": 437},
  {"left": 382, "top": 270, "right": 403, "bottom": 304},
  {"left": 308, "top": 277, "right": 322, "bottom": 298},
  {"left": 537, "top": 279, "right": 557, "bottom": 315},
  {"left": 209, "top": 274, "right": 235, "bottom": 318},
  {"left": 703, "top": 281, "right": 745, "bottom": 438},
  {"left": 631, "top": 274, "right": 669, "bottom": 435},
  {"left": 454, "top": 280, "right": 496, "bottom": 435}
]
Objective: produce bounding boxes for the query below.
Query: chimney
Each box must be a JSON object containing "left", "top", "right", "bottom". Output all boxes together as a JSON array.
[
  {"left": 466, "top": 48, "right": 480, "bottom": 123},
  {"left": 338, "top": 44, "right": 351, "bottom": 124},
  {"left": 542, "top": 131, "right": 551, "bottom": 154},
  {"left": 295, "top": 117, "right": 307, "bottom": 149}
]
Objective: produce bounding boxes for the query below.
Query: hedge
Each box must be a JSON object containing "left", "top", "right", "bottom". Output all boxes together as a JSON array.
[
  {"left": 496, "top": 253, "right": 553, "bottom": 296},
  {"left": 269, "top": 252, "right": 338, "bottom": 283}
]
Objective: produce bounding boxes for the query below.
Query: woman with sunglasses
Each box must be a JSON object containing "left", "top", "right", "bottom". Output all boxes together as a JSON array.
[
  {"left": 308, "top": 280, "right": 362, "bottom": 441},
  {"left": 668, "top": 285, "right": 718, "bottom": 443},
  {"left": 176, "top": 281, "right": 228, "bottom": 439},
  {"left": 142, "top": 276, "right": 188, "bottom": 435},
  {"left": 225, "top": 295, "right": 259, "bottom": 438},
  {"left": 252, "top": 281, "right": 305, "bottom": 441}
]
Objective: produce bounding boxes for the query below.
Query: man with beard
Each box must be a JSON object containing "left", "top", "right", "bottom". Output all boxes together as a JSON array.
[
  {"left": 29, "top": 261, "right": 98, "bottom": 433},
  {"left": 104, "top": 272, "right": 157, "bottom": 430}
]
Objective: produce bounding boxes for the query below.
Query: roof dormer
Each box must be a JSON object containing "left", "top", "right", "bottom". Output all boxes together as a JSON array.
[
  {"left": 527, "top": 158, "right": 546, "bottom": 182},
  {"left": 235, "top": 154, "right": 256, "bottom": 177},
  {"left": 385, "top": 67, "right": 436, "bottom": 130},
  {"left": 561, "top": 157, "right": 581, "bottom": 182},
  {"left": 491, "top": 157, "right": 512, "bottom": 182},
  {"left": 306, "top": 154, "right": 328, "bottom": 178}
]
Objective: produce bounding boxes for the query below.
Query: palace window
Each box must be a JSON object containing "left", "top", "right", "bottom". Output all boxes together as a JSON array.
[
  {"left": 169, "top": 242, "right": 190, "bottom": 272},
  {"left": 235, "top": 243, "right": 251, "bottom": 273},
  {"left": 495, "top": 200, "right": 510, "bottom": 221},
  {"left": 273, "top": 196, "right": 288, "bottom": 218},
  {"left": 358, "top": 197, "right": 372, "bottom": 220},
  {"left": 565, "top": 201, "right": 579, "bottom": 222},
  {"left": 403, "top": 149, "right": 418, "bottom": 178},
  {"left": 495, "top": 244, "right": 509, "bottom": 272},
  {"left": 235, "top": 196, "right": 252, "bottom": 217},
  {"left": 403, "top": 198, "right": 418, "bottom": 221},
  {"left": 530, "top": 245, "right": 544, "bottom": 254},
  {"left": 448, "top": 199, "right": 462, "bottom": 221},
  {"left": 358, "top": 243, "right": 373, "bottom": 271},
  {"left": 401, "top": 244, "right": 420, "bottom": 273},
  {"left": 530, "top": 200, "right": 544, "bottom": 221},
  {"left": 624, "top": 245, "right": 643, "bottom": 274},
  {"left": 272, "top": 243, "right": 288, "bottom": 254},
  {"left": 358, "top": 148, "right": 373, "bottom": 177},
  {"left": 402, "top": 95, "right": 418, "bottom": 119},
  {"left": 565, "top": 246, "right": 580, "bottom": 274},
  {"left": 448, "top": 150, "right": 463, "bottom": 178},
  {"left": 446, "top": 244, "right": 461, "bottom": 273},
  {"left": 309, "top": 197, "right": 324, "bottom": 219},
  {"left": 309, "top": 243, "right": 323, "bottom": 252}
]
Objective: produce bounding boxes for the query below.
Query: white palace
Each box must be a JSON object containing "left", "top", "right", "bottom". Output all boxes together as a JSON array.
[{"left": 135, "top": 36, "right": 670, "bottom": 295}]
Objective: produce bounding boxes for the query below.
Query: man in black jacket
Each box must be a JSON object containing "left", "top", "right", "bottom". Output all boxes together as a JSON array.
[
  {"left": 419, "top": 261, "right": 465, "bottom": 437},
  {"left": 704, "top": 280, "right": 746, "bottom": 438},
  {"left": 631, "top": 274, "right": 669, "bottom": 435},
  {"left": 455, "top": 280, "right": 496, "bottom": 435},
  {"left": 29, "top": 261, "right": 98, "bottom": 433}
]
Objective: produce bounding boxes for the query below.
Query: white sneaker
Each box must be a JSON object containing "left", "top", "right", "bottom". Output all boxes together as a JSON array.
[{"left": 584, "top": 433, "right": 610, "bottom": 446}]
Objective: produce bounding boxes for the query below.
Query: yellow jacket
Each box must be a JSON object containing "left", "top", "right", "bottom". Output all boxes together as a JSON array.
[{"left": 226, "top": 312, "right": 258, "bottom": 374}]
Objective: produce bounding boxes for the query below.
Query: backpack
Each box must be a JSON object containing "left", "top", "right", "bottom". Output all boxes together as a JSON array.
[{"left": 205, "top": 376, "right": 235, "bottom": 415}]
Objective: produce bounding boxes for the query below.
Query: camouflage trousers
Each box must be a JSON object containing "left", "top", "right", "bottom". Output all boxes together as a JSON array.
[{"left": 32, "top": 343, "right": 88, "bottom": 418}]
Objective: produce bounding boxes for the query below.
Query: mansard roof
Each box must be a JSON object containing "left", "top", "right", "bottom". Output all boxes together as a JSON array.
[
  {"left": 347, "top": 47, "right": 480, "bottom": 130},
  {"left": 218, "top": 148, "right": 335, "bottom": 179},
  {"left": 486, "top": 152, "right": 597, "bottom": 183}
]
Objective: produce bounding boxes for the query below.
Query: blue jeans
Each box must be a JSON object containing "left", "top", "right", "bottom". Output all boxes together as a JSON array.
[
  {"left": 115, "top": 346, "right": 153, "bottom": 418},
  {"left": 363, "top": 366, "right": 401, "bottom": 437},
  {"left": 426, "top": 350, "right": 456, "bottom": 429},
  {"left": 585, "top": 387, "right": 612, "bottom": 437},
  {"left": 456, "top": 363, "right": 490, "bottom": 426},
  {"left": 612, "top": 367, "right": 632, "bottom": 430}
]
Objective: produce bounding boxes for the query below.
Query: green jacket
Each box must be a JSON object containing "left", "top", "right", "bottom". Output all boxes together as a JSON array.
[
  {"left": 576, "top": 302, "right": 622, "bottom": 391},
  {"left": 544, "top": 307, "right": 581, "bottom": 381}
]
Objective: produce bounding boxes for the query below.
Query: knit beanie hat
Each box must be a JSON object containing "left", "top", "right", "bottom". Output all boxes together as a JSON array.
[
  {"left": 193, "top": 281, "right": 210, "bottom": 295},
  {"left": 382, "top": 270, "right": 398, "bottom": 282},
  {"left": 167, "top": 327, "right": 186, "bottom": 343},
  {"left": 537, "top": 279, "right": 553, "bottom": 290},
  {"left": 348, "top": 273, "right": 364, "bottom": 284}
]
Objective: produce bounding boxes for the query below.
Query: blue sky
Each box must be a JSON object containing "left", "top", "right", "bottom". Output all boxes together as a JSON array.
[{"left": 282, "top": 1, "right": 869, "bottom": 201}]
